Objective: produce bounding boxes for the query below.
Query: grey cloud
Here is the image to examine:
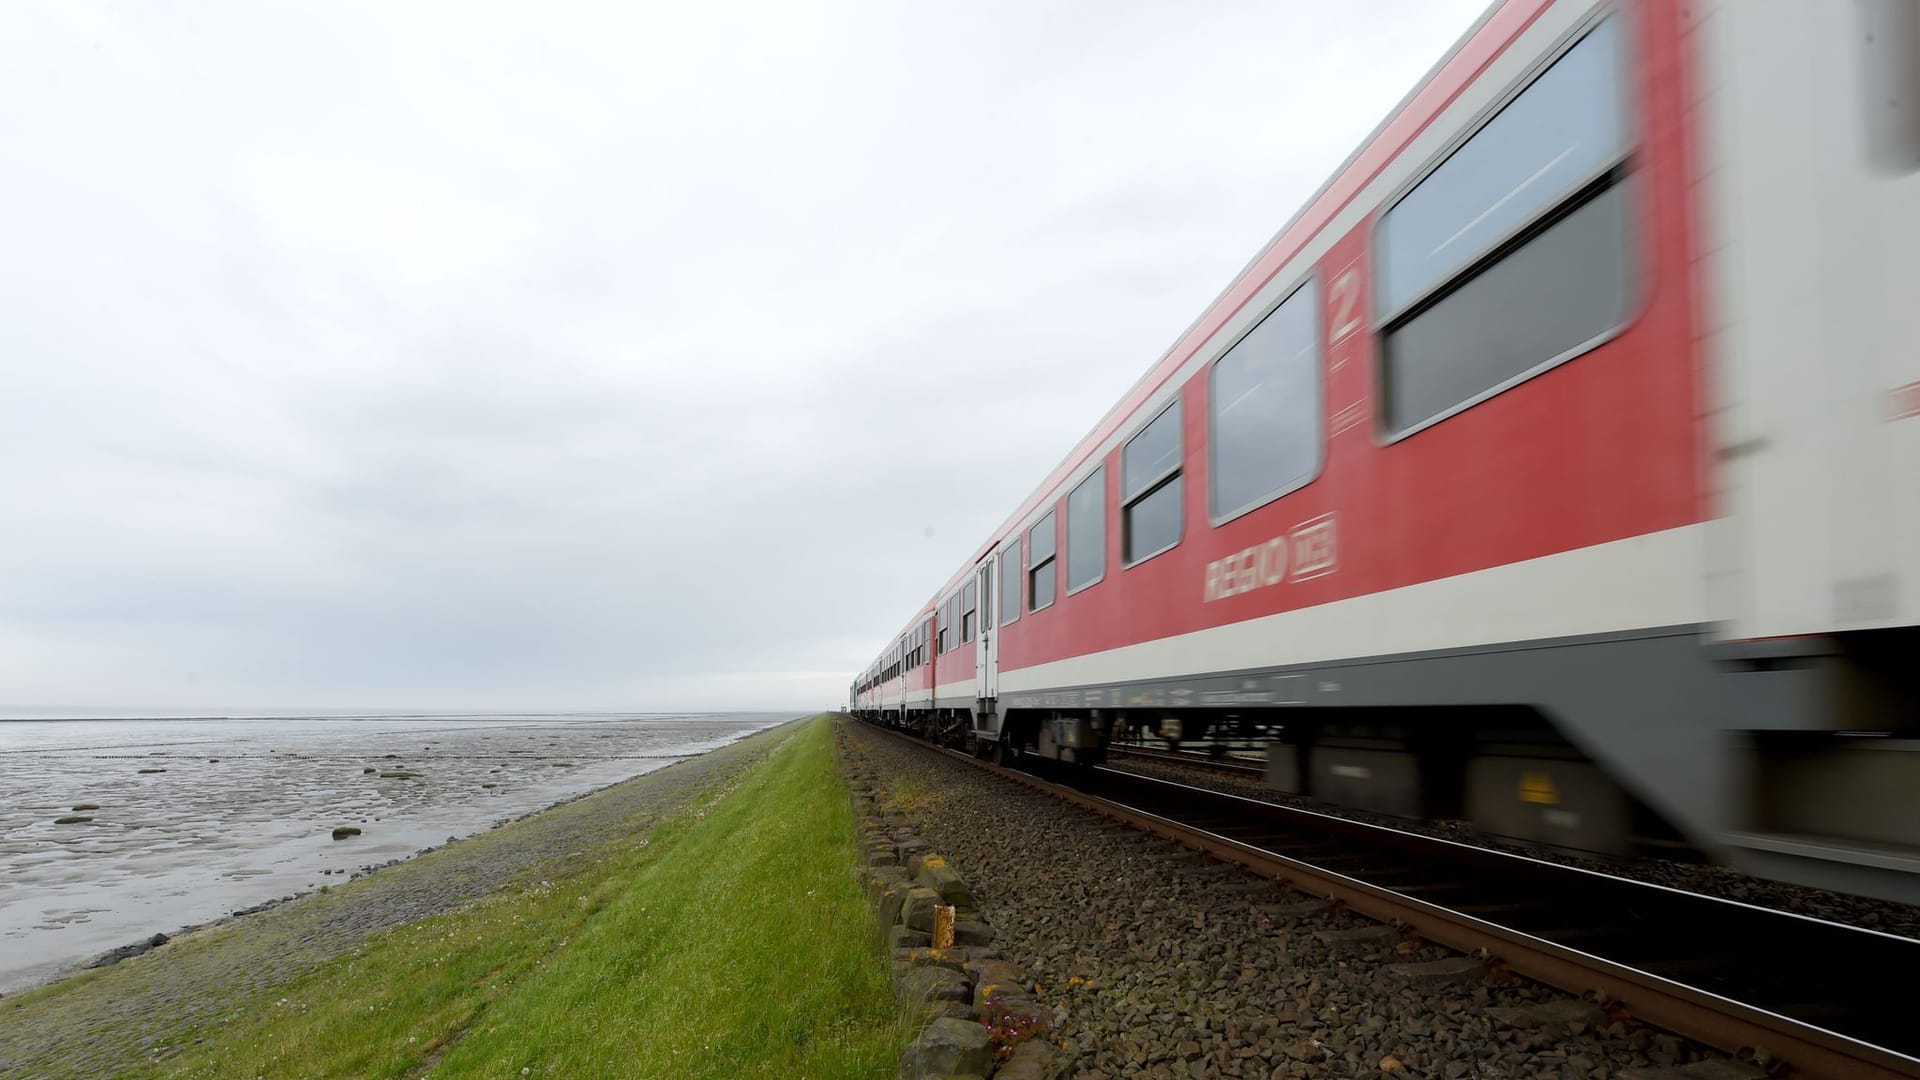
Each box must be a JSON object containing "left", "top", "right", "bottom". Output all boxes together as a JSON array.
[{"left": 0, "top": 0, "right": 1485, "bottom": 712}]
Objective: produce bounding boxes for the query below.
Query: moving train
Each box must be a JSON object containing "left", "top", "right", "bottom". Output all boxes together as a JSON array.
[{"left": 850, "top": 0, "right": 1920, "bottom": 904}]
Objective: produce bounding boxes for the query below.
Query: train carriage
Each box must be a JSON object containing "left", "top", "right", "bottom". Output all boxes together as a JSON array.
[{"left": 854, "top": 0, "right": 1920, "bottom": 904}]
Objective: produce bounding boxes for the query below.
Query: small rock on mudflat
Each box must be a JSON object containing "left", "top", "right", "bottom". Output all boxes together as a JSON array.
[
  {"left": 88, "top": 933, "right": 169, "bottom": 969},
  {"left": 331, "top": 826, "right": 363, "bottom": 840}
]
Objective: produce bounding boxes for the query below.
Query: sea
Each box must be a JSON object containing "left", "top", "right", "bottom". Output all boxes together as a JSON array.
[{"left": 0, "top": 711, "right": 794, "bottom": 993}]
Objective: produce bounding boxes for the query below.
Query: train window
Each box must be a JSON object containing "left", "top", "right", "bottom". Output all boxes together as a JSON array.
[
  {"left": 998, "top": 545, "right": 1021, "bottom": 625},
  {"left": 1123, "top": 400, "right": 1182, "bottom": 564},
  {"left": 1065, "top": 467, "right": 1105, "bottom": 594},
  {"left": 979, "top": 563, "right": 993, "bottom": 631},
  {"left": 961, "top": 580, "right": 977, "bottom": 643},
  {"left": 1028, "top": 510, "right": 1057, "bottom": 612},
  {"left": 1209, "top": 279, "right": 1322, "bottom": 523},
  {"left": 1377, "top": 17, "right": 1630, "bottom": 437}
]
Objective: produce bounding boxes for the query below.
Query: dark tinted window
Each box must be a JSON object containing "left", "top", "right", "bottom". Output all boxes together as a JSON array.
[
  {"left": 998, "top": 546, "right": 1021, "bottom": 624},
  {"left": 1125, "top": 479, "right": 1182, "bottom": 563},
  {"left": 1065, "top": 467, "right": 1105, "bottom": 593},
  {"left": 1378, "top": 18, "right": 1630, "bottom": 435},
  {"left": 1028, "top": 510, "right": 1057, "bottom": 612},
  {"left": 1209, "top": 280, "right": 1321, "bottom": 520},
  {"left": 1123, "top": 403, "right": 1182, "bottom": 563},
  {"left": 1030, "top": 561, "right": 1055, "bottom": 612},
  {"left": 1383, "top": 184, "right": 1629, "bottom": 432}
]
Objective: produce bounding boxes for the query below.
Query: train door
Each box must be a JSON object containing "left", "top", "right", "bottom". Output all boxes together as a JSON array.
[
  {"left": 975, "top": 560, "right": 997, "bottom": 703},
  {"left": 1701, "top": 3, "right": 1920, "bottom": 650}
]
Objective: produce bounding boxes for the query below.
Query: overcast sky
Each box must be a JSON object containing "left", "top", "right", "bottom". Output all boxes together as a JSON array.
[{"left": 0, "top": 0, "right": 1486, "bottom": 714}]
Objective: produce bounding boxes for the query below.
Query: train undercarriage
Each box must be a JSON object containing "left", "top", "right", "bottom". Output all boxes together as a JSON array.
[
  {"left": 854, "top": 631, "right": 1920, "bottom": 907},
  {"left": 858, "top": 702, "right": 1684, "bottom": 860}
]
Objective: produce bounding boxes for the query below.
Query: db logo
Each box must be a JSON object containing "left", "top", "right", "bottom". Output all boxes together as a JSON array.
[{"left": 1202, "top": 513, "right": 1338, "bottom": 602}]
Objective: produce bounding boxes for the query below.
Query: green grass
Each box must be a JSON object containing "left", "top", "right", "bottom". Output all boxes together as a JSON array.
[{"left": 145, "top": 716, "right": 899, "bottom": 1079}]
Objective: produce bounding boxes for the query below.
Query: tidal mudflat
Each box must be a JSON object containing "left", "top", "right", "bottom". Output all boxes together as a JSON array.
[{"left": 0, "top": 712, "right": 790, "bottom": 992}]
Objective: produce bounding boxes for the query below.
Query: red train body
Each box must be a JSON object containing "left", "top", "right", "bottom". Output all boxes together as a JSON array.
[{"left": 853, "top": 0, "right": 1920, "bottom": 903}]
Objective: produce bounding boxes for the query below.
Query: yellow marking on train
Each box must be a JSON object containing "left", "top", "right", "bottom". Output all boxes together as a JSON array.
[{"left": 1518, "top": 772, "right": 1560, "bottom": 805}]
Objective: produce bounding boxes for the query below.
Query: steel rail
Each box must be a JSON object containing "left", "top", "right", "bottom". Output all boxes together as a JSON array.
[
  {"left": 859, "top": 723, "right": 1920, "bottom": 1080},
  {"left": 1106, "top": 744, "right": 1268, "bottom": 777}
]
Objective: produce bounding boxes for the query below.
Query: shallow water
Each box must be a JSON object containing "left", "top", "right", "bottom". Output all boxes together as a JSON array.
[{"left": 0, "top": 712, "right": 792, "bottom": 992}]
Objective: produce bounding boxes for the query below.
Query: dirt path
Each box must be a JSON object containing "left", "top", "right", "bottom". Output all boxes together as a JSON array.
[{"left": 0, "top": 721, "right": 799, "bottom": 1080}]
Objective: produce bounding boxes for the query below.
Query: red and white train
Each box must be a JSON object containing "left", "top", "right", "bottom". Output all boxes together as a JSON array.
[{"left": 851, "top": 0, "right": 1920, "bottom": 904}]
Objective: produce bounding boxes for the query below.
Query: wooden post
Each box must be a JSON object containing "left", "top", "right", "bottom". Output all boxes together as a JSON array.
[{"left": 933, "top": 904, "right": 955, "bottom": 950}]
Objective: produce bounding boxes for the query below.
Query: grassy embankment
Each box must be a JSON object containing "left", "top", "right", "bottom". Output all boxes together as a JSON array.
[{"left": 141, "top": 715, "right": 899, "bottom": 1079}]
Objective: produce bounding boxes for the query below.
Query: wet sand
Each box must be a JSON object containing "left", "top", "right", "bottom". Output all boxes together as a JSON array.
[
  {"left": 0, "top": 712, "right": 790, "bottom": 992},
  {"left": 0, "top": 718, "right": 803, "bottom": 1080}
]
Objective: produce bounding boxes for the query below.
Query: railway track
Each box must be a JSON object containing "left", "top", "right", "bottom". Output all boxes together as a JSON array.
[
  {"left": 1105, "top": 743, "right": 1268, "bottom": 777},
  {"left": 874, "top": 726, "right": 1920, "bottom": 1080}
]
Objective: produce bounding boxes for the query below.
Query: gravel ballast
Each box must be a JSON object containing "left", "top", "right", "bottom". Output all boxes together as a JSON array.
[{"left": 843, "top": 722, "right": 1759, "bottom": 1080}]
